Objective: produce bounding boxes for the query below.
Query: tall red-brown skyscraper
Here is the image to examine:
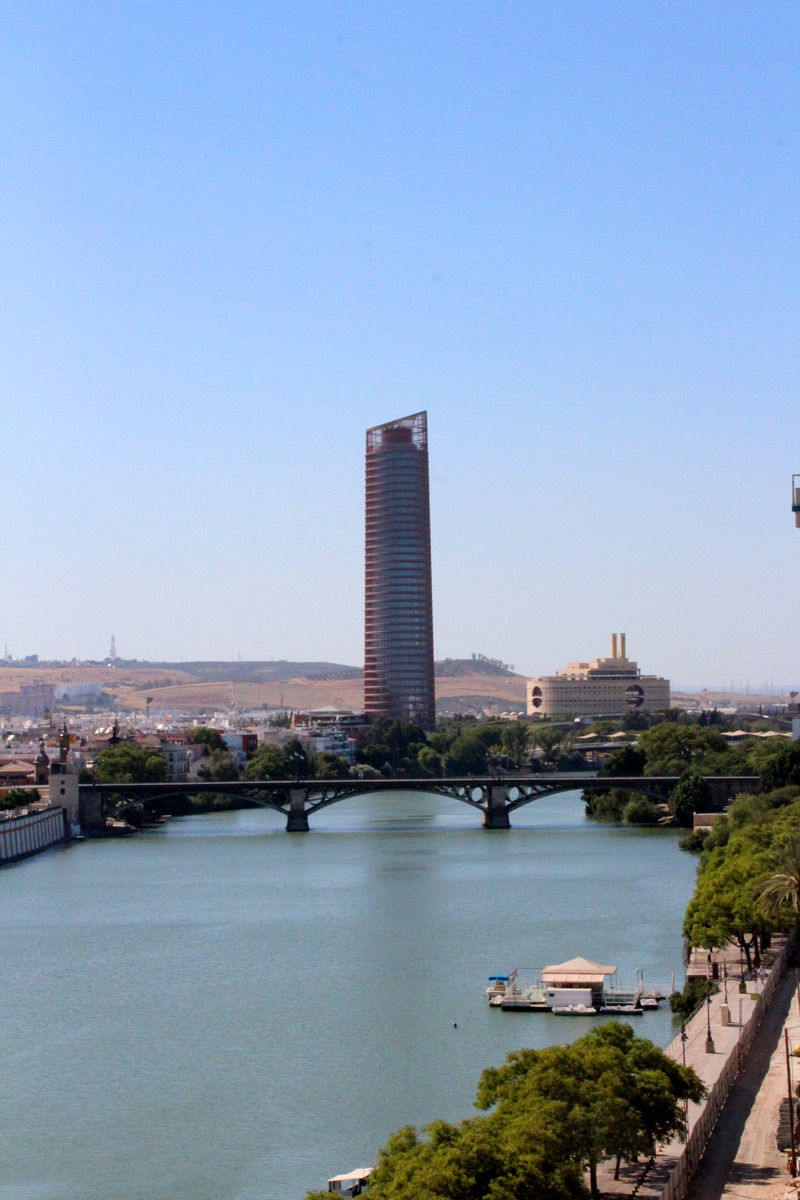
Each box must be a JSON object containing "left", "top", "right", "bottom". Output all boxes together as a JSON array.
[{"left": 364, "top": 411, "right": 436, "bottom": 729}]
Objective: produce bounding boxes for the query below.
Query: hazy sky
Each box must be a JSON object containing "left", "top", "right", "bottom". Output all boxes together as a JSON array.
[{"left": 2, "top": 2, "right": 798, "bottom": 687}]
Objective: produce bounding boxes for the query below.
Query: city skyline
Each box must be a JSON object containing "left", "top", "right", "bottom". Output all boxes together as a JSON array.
[{"left": 2, "top": 3, "right": 798, "bottom": 682}]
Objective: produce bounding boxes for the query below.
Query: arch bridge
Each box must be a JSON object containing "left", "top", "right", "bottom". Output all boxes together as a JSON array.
[{"left": 78, "top": 773, "right": 761, "bottom": 832}]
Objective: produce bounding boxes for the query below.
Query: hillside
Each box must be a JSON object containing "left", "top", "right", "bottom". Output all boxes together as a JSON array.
[
  {"left": 434, "top": 656, "right": 517, "bottom": 677},
  {"left": 110, "top": 659, "right": 527, "bottom": 714},
  {"left": 0, "top": 657, "right": 528, "bottom": 716}
]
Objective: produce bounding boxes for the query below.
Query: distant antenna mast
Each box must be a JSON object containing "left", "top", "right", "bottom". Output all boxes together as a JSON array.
[{"left": 109, "top": 635, "right": 117, "bottom": 664}]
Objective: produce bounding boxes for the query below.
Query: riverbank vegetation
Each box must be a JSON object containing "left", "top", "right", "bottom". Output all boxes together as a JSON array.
[
  {"left": 584, "top": 724, "right": 800, "bottom": 829},
  {"left": 681, "top": 783, "right": 800, "bottom": 969},
  {"left": 304, "top": 1023, "right": 703, "bottom": 1200}
]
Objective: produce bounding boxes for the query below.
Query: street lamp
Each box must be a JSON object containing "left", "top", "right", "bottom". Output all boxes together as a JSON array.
[
  {"left": 787, "top": 1028, "right": 797, "bottom": 1177},
  {"left": 705, "top": 990, "right": 715, "bottom": 1054}
]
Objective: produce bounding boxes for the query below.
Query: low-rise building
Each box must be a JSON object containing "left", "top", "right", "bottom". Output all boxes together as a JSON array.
[
  {"left": 299, "top": 730, "right": 356, "bottom": 765},
  {"left": 527, "top": 634, "right": 670, "bottom": 719},
  {"left": 0, "top": 684, "right": 56, "bottom": 717},
  {"left": 160, "top": 743, "right": 190, "bottom": 781},
  {"left": 223, "top": 732, "right": 258, "bottom": 769}
]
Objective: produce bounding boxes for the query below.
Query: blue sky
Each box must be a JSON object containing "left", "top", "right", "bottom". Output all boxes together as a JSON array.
[{"left": 1, "top": 2, "right": 798, "bottom": 687}]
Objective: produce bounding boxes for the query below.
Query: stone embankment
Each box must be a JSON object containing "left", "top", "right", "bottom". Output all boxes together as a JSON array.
[
  {"left": 600, "top": 935, "right": 796, "bottom": 1200},
  {"left": 0, "top": 806, "right": 67, "bottom": 865}
]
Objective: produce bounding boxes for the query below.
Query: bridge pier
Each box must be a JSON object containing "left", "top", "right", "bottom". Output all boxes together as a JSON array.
[
  {"left": 482, "top": 784, "right": 511, "bottom": 830},
  {"left": 286, "top": 789, "right": 310, "bottom": 832}
]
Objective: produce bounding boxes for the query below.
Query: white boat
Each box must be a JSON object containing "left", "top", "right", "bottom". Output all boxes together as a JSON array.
[
  {"left": 485, "top": 973, "right": 512, "bottom": 1003},
  {"left": 552, "top": 1004, "right": 596, "bottom": 1015}
]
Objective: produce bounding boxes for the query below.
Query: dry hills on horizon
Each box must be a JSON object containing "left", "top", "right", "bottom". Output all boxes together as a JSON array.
[
  {"left": 0, "top": 660, "right": 789, "bottom": 718},
  {"left": 0, "top": 657, "right": 527, "bottom": 717}
]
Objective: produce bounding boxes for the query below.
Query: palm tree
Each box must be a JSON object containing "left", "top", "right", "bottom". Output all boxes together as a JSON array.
[{"left": 759, "top": 836, "right": 800, "bottom": 917}]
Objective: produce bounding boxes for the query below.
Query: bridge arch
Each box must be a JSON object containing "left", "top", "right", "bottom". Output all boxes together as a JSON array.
[{"left": 76, "top": 773, "right": 760, "bottom": 833}]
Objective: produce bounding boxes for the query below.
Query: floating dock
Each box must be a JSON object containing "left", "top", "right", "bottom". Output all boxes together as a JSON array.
[{"left": 486, "top": 956, "right": 662, "bottom": 1014}]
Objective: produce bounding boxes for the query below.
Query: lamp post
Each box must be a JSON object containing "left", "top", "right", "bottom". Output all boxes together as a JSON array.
[
  {"left": 739, "top": 943, "right": 747, "bottom": 994},
  {"left": 723, "top": 962, "right": 729, "bottom": 1005},
  {"left": 705, "top": 990, "right": 715, "bottom": 1054},
  {"left": 681, "top": 1019, "right": 688, "bottom": 1066},
  {"left": 786, "top": 1029, "right": 797, "bottom": 1177}
]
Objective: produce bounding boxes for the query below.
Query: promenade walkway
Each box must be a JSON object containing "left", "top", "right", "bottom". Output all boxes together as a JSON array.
[
  {"left": 685, "top": 969, "right": 799, "bottom": 1200},
  {"left": 599, "top": 940, "right": 797, "bottom": 1200}
]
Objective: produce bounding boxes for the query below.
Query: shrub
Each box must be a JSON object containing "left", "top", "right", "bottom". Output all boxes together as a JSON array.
[{"left": 623, "top": 796, "right": 659, "bottom": 824}]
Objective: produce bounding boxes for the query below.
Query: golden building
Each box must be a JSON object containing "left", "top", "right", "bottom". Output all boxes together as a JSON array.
[{"left": 527, "top": 634, "right": 669, "bottom": 718}]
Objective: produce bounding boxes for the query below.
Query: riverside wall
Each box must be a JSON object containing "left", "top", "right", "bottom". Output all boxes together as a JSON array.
[
  {"left": 0, "top": 807, "right": 67, "bottom": 865},
  {"left": 657, "top": 936, "right": 793, "bottom": 1200}
]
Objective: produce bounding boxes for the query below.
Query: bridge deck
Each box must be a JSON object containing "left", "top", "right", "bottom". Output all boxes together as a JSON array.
[{"left": 75, "top": 774, "right": 760, "bottom": 831}]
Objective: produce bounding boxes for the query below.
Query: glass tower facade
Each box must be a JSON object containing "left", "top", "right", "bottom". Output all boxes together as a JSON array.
[{"left": 364, "top": 411, "right": 436, "bottom": 729}]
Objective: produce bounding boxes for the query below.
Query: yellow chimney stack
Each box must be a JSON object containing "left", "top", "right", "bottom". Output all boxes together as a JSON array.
[
  {"left": 611, "top": 633, "right": 618, "bottom": 659},
  {"left": 620, "top": 633, "right": 626, "bottom": 659}
]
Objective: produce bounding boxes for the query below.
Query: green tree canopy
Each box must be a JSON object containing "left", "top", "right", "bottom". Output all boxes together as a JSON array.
[
  {"left": 188, "top": 727, "right": 227, "bottom": 753},
  {"left": 637, "top": 725, "right": 728, "bottom": 776},
  {"left": 681, "top": 794, "right": 800, "bottom": 967},
  {"left": 305, "top": 1025, "right": 703, "bottom": 1200},
  {"left": 356, "top": 719, "right": 429, "bottom": 775},
  {"left": 759, "top": 835, "right": 800, "bottom": 917},
  {"left": 444, "top": 724, "right": 506, "bottom": 775},
  {"left": 476, "top": 1022, "right": 704, "bottom": 1196},
  {"left": 95, "top": 743, "right": 167, "bottom": 784},
  {"left": 1, "top": 787, "right": 41, "bottom": 811},
  {"left": 598, "top": 746, "right": 646, "bottom": 778},
  {"left": 244, "top": 742, "right": 290, "bottom": 780},
  {"left": 198, "top": 750, "right": 241, "bottom": 782},
  {"left": 500, "top": 722, "right": 530, "bottom": 766},
  {"left": 669, "top": 771, "right": 712, "bottom": 827},
  {"left": 416, "top": 745, "right": 442, "bottom": 777},
  {"left": 314, "top": 752, "right": 351, "bottom": 780}
]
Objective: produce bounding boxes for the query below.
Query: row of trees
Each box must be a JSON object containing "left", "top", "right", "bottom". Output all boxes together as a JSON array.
[
  {"left": 584, "top": 725, "right": 800, "bottom": 828},
  {"left": 1, "top": 787, "right": 42, "bottom": 813},
  {"left": 305, "top": 1023, "right": 703, "bottom": 1200},
  {"left": 682, "top": 784, "right": 800, "bottom": 970}
]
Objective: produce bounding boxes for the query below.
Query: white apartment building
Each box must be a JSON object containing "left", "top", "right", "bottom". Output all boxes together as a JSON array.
[{"left": 527, "top": 634, "right": 670, "bottom": 719}]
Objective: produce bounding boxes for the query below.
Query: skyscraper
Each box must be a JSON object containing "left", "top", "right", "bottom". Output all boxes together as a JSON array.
[{"left": 364, "top": 411, "right": 436, "bottom": 729}]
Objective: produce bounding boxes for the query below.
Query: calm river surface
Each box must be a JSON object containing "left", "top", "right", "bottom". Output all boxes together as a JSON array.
[{"left": 0, "top": 791, "right": 698, "bottom": 1200}]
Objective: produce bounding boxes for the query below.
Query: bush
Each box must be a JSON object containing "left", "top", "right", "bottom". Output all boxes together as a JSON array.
[
  {"left": 350, "top": 763, "right": 381, "bottom": 779},
  {"left": 622, "top": 796, "right": 659, "bottom": 824},
  {"left": 584, "top": 788, "right": 628, "bottom": 821},
  {"left": 314, "top": 752, "right": 351, "bottom": 779},
  {"left": 669, "top": 977, "right": 717, "bottom": 1019},
  {"left": 679, "top": 827, "right": 709, "bottom": 852}
]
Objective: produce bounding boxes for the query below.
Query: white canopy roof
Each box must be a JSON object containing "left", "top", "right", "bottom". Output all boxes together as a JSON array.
[
  {"left": 329, "top": 1168, "right": 373, "bottom": 1184},
  {"left": 541, "top": 956, "right": 617, "bottom": 983}
]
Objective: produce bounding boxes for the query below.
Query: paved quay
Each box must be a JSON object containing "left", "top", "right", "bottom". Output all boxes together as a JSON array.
[
  {"left": 599, "top": 939, "right": 798, "bottom": 1200},
  {"left": 686, "top": 968, "right": 800, "bottom": 1200}
]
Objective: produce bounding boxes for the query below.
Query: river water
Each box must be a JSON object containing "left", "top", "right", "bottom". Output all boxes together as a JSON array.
[{"left": 0, "top": 790, "right": 698, "bottom": 1200}]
